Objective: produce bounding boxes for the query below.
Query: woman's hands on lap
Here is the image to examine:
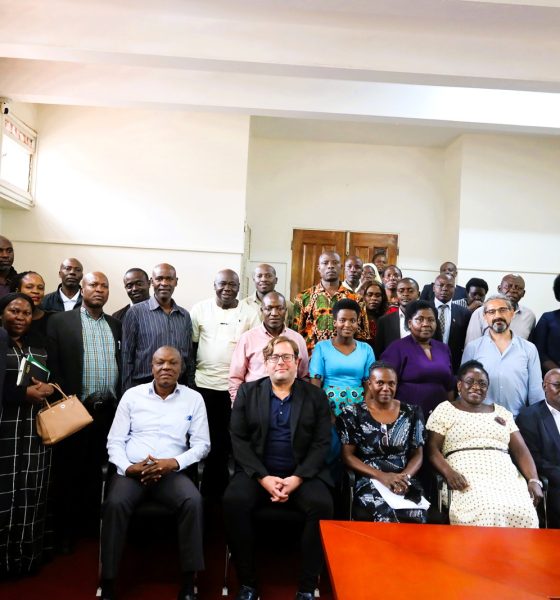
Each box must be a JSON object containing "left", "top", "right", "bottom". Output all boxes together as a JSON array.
[
  {"left": 445, "top": 468, "right": 469, "bottom": 491},
  {"left": 378, "top": 471, "right": 410, "bottom": 495}
]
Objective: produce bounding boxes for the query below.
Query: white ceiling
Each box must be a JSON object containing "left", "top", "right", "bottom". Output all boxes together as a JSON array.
[{"left": 2, "top": 0, "right": 560, "bottom": 143}]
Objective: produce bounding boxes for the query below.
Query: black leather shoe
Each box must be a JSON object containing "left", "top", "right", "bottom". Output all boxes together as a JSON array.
[
  {"left": 236, "top": 584, "right": 260, "bottom": 600},
  {"left": 100, "top": 582, "right": 116, "bottom": 600},
  {"left": 295, "top": 592, "right": 315, "bottom": 600}
]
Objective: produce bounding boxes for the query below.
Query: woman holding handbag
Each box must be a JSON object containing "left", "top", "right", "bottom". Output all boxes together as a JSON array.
[{"left": 0, "top": 292, "right": 54, "bottom": 577}]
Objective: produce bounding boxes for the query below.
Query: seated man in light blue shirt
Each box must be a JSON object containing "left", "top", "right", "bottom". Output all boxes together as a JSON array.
[
  {"left": 462, "top": 294, "right": 543, "bottom": 417},
  {"left": 101, "top": 346, "right": 210, "bottom": 600}
]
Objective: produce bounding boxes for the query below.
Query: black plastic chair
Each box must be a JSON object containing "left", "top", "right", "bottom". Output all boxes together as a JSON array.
[{"left": 96, "top": 460, "right": 204, "bottom": 597}]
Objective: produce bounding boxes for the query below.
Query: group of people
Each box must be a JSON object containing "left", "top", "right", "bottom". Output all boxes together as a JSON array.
[{"left": 0, "top": 232, "right": 559, "bottom": 600}]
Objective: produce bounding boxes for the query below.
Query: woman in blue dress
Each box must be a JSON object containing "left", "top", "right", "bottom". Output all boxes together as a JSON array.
[{"left": 310, "top": 299, "right": 375, "bottom": 416}]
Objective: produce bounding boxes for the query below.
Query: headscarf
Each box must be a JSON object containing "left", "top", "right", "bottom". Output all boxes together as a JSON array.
[{"left": 362, "top": 263, "right": 382, "bottom": 284}]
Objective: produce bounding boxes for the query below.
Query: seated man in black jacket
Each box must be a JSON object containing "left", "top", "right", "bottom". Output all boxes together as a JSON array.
[
  {"left": 517, "top": 368, "right": 560, "bottom": 527},
  {"left": 223, "top": 336, "right": 333, "bottom": 600}
]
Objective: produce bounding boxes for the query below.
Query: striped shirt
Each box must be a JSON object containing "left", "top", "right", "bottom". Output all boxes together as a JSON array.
[
  {"left": 122, "top": 296, "right": 193, "bottom": 391},
  {"left": 80, "top": 307, "right": 119, "bottom": 398}
]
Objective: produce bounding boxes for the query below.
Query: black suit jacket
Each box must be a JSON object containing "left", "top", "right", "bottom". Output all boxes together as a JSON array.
[
  {"left": 429, "top": 302, "right": 470, "bottom": 374},
  {"left": 46, "top": 308, "right": 122, "bottom": 398},
  {"left": 41, "top": 284, "right": 83, "bottom": 312},
  {"left": 420, "top": 283, "right": 466, "bottom": 303},
  {"left": 0, "top": 327, "right": 8, "bottom": 409},
  {"left": 231, "top": 377, "right": 333, "bottom": 487},
  {"left": 375, "top": 311, "right": 401, "bottom": 357},
  {"left": 517, "top": 401, "right": 560, "bottom": 490}
]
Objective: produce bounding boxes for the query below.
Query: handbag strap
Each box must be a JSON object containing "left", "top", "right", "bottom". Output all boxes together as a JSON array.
[{"left": 45, "top": 382, "right": 70, "bottom": 407}]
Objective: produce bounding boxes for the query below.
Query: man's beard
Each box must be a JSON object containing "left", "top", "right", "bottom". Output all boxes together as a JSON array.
[{"left": 491, "top": 319, "right": 508, "bottom": 333}]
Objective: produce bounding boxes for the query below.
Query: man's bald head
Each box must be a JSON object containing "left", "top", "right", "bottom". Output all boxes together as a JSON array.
[
  {"left": 59, "top": 258, "right": 84, "bottom": 292},
  {"left": 544, "top": 368, "right": 560, "bottom": 411},
  {"left": 214, "top": 269, "right": 240, "bottom": 308},
  {"left": 151, "top": 263, "right": 178, "bottom": 305},
  {"left": 152, "top": 346, "right": 183, "bottom": 394},
  {"left": 81, "top": 271, "right": 109, "bottom": 310},
  {"left": 252, "top": 264, "right": 277, "bottom": 298}
]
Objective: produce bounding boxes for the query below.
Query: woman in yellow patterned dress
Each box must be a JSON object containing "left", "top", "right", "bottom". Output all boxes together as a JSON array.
[{"left": 426, "top": 360, "right": 542, "bottom": 527}]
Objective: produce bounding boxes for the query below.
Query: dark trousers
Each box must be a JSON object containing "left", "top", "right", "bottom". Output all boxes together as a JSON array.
[
  {"left": 223, "top": 471, "right": 333, "bottom": 592},
  {"left": 51, "top": 421, "right": 107, "bottom": 542},
  {"left": 196, "top": 387, "right": 231, "bottom": 497},
  {"left": 548, "top": 489, "right": 560, "bottom": 528},
  {"left": 101, "top": 472, "right": 204, "bottom": 579}
]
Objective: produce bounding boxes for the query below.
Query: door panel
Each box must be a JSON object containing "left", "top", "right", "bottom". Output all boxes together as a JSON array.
[
  {"left": 349, "top": 232, "right": 399, "bottom": 267},
  {"left": 290, "top": 229, "right": 346, "bottom": 299},
  {"left": 290, "top": 229, "right": 399, "bottom": 299}
]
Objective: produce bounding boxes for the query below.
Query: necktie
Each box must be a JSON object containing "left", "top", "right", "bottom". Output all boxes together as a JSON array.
[{"left": 438, "top": 305, "right": 447, "bottom": 340}]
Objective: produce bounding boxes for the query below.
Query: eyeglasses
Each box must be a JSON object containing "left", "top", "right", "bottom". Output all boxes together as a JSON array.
[
  {"left": 544, "top": 381, "right": 560, "bottom": 391},
  {"left": 461, "top": 378, "right": 489, "bottom": 391},
  {"left": 267, "top": 353, "right": 295, "bottom": 364},
  {"left": 380, "top": 424, "right": 389, "bottom": 447},
  {"left": 484, "top": 307, "right": 511, "bottom": 316}
]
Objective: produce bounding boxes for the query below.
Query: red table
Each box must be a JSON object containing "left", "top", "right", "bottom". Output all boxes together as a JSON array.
[{"left": 320, "top": 520, "right": 560, "bottom": 600}]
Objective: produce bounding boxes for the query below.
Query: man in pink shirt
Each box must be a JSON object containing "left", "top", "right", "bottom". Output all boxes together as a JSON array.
[{"left": 229, "top": 292, "right": 309, "bottom": 403}]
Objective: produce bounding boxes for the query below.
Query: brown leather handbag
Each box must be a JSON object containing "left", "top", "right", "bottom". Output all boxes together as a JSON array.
[{"left": 36, "top": 383, "right": 93, "bottom": 445}]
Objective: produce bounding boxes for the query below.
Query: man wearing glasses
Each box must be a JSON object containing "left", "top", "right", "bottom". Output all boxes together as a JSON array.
[
  {"left": 464, "top": 274, "right": 536, "bottom": 344},
  {"left": 223, "top": 336, "right": 333, "bottom": 600},
  {"left": 462, "top": 294, "right": 543, "bottom": 417},
  {"left": 517, "top": 368, "right": 560, "bottom": 527}
]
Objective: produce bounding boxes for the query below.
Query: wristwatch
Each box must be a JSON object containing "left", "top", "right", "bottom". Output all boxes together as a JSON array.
[{"left": 528, "top": 478, "right": 543, "bottom": 488}]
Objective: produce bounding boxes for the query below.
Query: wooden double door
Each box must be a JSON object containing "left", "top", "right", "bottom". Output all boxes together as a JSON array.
[{"left": 290, "top": 229, "right": 398, "bottom": 299}]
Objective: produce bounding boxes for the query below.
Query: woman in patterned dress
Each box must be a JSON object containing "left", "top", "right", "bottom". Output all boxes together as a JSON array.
[
  {"left": 426, "top": 360, "right": 542, "bottom": 527},
  {"left": 0, "top": 293, "right": 55, "bottom": 577},
  {"left": 336, "top": 361, "right": 427, "bottom": 523}
]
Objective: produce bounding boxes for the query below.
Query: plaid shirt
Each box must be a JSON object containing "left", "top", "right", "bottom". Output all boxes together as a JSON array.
[
  {"left": 293, "top": 282, "right": 369, "bottom": 355},
  {"left": 80, "top": 307, "right": 119, "bottom": 398}
]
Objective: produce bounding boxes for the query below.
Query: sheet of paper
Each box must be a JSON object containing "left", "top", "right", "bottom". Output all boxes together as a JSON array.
[{"left": 373, "top": 479, "right": 430, "bottom": 510}]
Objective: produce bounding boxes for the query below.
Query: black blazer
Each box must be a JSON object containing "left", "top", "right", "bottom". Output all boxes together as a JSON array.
[
  {"left": 429, "top": 302, "right": 471, "bottom": 374},
  {"left": 420, "top": 283, "right": 466, "bottom": 303},
  {"left": 41, "top": 284, "right": 82, "bottom": 312},
  {"left": 46, "top": 308, "right": 122, "bottom": 398},
  {"left": 231, "top": 377, "right": 333, "bottom": 487},
  {"left": 517, "top": 401, "right": 560, "bottom": 490},
  {"left": 375, "top": 311, "right": 401, "bottom": 357},
  {"left": 0, "top": 327, "right": 8, "bottom": 409}
]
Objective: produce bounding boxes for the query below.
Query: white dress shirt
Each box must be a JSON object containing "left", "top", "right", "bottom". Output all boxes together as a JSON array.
[
  {"left": 398, "top": 309, "right": 410, "bottom": 339},
  {"left": 59, "top": 288, "right": 81, "bottom": 311},
  {"left": 107, "top": 382, "right": 210, "bottom": 475},
  {"left": 546, "top": 401, "right": 560, "bottom": 435}
]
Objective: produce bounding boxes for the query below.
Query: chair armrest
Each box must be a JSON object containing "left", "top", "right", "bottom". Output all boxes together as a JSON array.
[{"left": 341, "top": 468, "right": 356, "bottom": 520}]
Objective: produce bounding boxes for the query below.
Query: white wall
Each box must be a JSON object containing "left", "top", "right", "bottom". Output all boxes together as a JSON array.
[
  {"left": 1, "top": 105, "right": 251, "bottom": 312},
  {"left": 245, "top": 137, "right": 448, "bottom": 297},
  {"left": 457, "top": 134, "right": 560, "bottom": 318},
  {"left": 246, "top": 133, "right": 560, "bottom": 320}
]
